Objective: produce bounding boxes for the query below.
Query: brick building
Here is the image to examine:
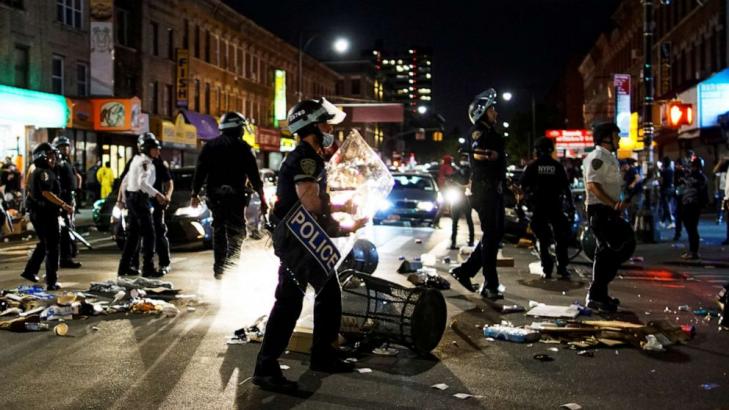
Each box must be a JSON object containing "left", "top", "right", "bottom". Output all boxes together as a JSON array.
[
  {"left": 0, "top": 0, "right": 92, "bottom": 176},
  {"left": 579, "top": 0, "right": 728, "bottom": 176}
]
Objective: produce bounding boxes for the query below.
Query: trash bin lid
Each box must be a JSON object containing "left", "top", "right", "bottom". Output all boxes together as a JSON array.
[{"left": 410, "top": 288, "right": 447, "bottom": 355}]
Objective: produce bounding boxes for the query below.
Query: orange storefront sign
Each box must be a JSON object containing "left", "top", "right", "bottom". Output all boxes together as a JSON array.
[
  {"left": 66, "top": 98, "right": 94, "bottom": 130},
  {"left": 91, "top": 97, "right": 142, "bottom": 132}
]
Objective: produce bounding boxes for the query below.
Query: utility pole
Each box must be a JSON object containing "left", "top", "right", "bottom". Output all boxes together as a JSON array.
[{"left": 638, "top": 0, "right": 659, "bottom": 243}]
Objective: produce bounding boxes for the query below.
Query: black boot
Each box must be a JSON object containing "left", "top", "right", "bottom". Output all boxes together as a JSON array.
[{"left": 449, "top": 267, "right": 476, "bottom": 292}]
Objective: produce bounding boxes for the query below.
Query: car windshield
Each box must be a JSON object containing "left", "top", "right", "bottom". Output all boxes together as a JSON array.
[{"left": 392, "top": 175, "right": 435, "bottom": 191}]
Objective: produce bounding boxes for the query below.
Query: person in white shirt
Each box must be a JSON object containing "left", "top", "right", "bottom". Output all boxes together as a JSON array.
[
  {"left": 582, "top": 122, "right": 634, "bottom": 313},
  {"left": 117, "top": 133, "right": 168, "bottom": 277}
]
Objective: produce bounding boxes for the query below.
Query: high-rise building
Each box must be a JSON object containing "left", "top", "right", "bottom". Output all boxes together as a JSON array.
[{"left": 372, "top": 45, "right": 433, "bottom": 114}]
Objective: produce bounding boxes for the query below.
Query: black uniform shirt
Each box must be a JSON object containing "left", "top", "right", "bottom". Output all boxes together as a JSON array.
[
  {"left": 192, "top": 134, "right": 262, "bottom": 198},
  {"left": 273, "top": 141, "right": 326, "bottom": 220},
  {"left": 467, "top": 123, "right": 506, "bottom": 185},
  {"left": 153, "top": 157, "right": 172, "bottom": 191},
  {"left": 520, "top": 155, "right": 572, "bottom": 210},
  {"left": 55, "top": 155, "right": 77, "bottom": 198},
  {"left": 29, "top": 166, "right": 61, "bottom": 211}
]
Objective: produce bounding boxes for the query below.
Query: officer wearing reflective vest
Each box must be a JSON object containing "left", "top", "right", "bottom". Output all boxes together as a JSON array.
[
  {"left": 253, "top": 98, "right": 367, "bottom": 393},
  {"left": 520, "top": 137, "right": 574, "bottom": 279},
  {"left": 52, "top": 135, "right": 82, "bottom": 269},
  {"left": 117, "top": 133, "right": 168, "bottom": 277},
  {"left": 191, "top": 112, "right": 266, "bottom": 279},
  {"left": 449, "top": 88, "right": 507, "bottom": 300},
  {"left": 21, "top": 143, "right": 74, "bottom": 290},
  {"left": 583, "top": 122, "right": 633, "bottom": 312}
]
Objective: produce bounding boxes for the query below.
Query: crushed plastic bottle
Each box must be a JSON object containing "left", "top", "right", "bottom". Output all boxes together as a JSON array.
[{"left": 483, "top": 324, "right": 540, "bottom": 343}]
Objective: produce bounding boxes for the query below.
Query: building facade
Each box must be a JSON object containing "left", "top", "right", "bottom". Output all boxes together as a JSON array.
[{"left": 579, "top": 0, "right": 728, "bottom": 178}]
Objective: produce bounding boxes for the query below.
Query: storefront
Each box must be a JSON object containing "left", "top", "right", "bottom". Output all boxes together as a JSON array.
[
  {"left": 544, "top": 129, "right": 593, "bottom": 158},
  {"left": 0, "top": 84, "right": 69, "bottom": 174},
  {"left": 257, "top": 127, "right": 282, "bottom": 170},
  {"left": 90, "top": 97, "right": 148, "bottom": 178},
  {"left": 151, "top": 113, "right": 198, "bottom": 168},
  {"left": 66, "top": 98, "right": 98, "bottom": 177}
]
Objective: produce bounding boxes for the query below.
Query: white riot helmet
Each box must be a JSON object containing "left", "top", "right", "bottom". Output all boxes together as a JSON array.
[{"left": 468, "top": 88, "right": 498, "bottom": 125}]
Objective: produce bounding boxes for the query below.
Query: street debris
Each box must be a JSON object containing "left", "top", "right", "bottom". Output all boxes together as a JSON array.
[
  {"left": 356, "top": 368, "right": 372, "bottom": 374},
  {"left": 229, "top": 315, "right": 268, "bottom": 344},
  {"left": 420, "top": 253, "right": 436, "bottom": 266},
  {"left": 526, "top": 303, "right": 581, "bottom": 319},
  {"left": 501, "top": 304, "right": 526, "bottom": 314},
  {"left": 407, "top": 268, "right": 450, "bottom": 290},
  {"left": 560, "top": 403, "right": 582, "bottom": 410},
  {"left": 431, "top": 383, "right": 449, "bottom": 390},
  {"left": 533, "top": 354, "right": 554, "bottom": 362},
  {"left": 483, "top": 323, "right": 540, "bottom": 343},
  {"left": 372, "top": 346, "right": 399, "bottom": 356},
  {"left": 700, "top": 383, "right": 720, "bottom": 390},
  {"left": 0, "top": 279, "right": 200, "bottom": 334},
  {"left": 453, "top": 393, "right": 478, "bottom": 399}
]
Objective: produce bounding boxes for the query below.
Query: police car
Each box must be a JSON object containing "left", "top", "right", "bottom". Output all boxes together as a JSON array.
[{"left": 373, "top": 172, "right": 441, "bottom": 227}]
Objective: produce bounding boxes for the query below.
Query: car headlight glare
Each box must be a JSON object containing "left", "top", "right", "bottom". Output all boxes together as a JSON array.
[
  {"left": 378, "top": 199, "right": 393, "bottom": 211},
  {"left": 445, "top": 188, "right": 461, "bottom": 204},
  {"left": 417, "top": 201, "right": 435, "bottom": 212},
  {"left": 175, "top": 206, "right": 203, "bottom": 218}
]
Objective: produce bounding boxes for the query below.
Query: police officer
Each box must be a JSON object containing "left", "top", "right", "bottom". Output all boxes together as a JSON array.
[
  {"left": 21, "top": 143, "right": 74, "bottom": 290},
  {"left": 583, "top": 122, "right": 629, "bottom": 312},
  {"left": 149, "top": 156, "right": 173, "bottom": 273},
  {"left": 191, "top": 112, "right": 266, "bottom": 279},
  {"left": 520, "top": 137, "right": 574, "bottom": 279},
  {"left": 449, "top": 153, "right": 475, "bottom": 250},
  {"left": 253, "top": 98, "right": 367, "bottom": 392},
  {"left": 117, "top": 133, "right": 168, "bottom": 277},
  {"left": 449, "top": 89, "right": 507, "bottom": 300},
  {"left": 52, "top": 135, "right": 82, "bottom": 268}
]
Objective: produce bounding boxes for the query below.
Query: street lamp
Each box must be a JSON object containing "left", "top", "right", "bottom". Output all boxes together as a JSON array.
[
  {"left": 417, "top": 105, "right": 428, "bottom": 115},
  {"left": 298, "top": 34, "right": 349, "bottom": 101},
  {"left": 502, "top": 90, "right": 537, "bottom": 155}
]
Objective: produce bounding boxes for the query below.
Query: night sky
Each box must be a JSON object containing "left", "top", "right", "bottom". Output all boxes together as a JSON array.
[{"left": 226, "top": 0, "right": 621, "bottom": 131}]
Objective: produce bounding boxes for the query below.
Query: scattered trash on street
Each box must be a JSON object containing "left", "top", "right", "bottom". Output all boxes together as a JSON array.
[{"left": 431, "top": 383, "right": 449, "bottom": 390}]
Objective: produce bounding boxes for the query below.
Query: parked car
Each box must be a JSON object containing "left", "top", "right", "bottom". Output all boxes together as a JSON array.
[
  {"left": 373, "top": 172, "right": 442, "bottom": 227},
  {"left": 105, "top": 167, "right": 214, "bottom": 249}
]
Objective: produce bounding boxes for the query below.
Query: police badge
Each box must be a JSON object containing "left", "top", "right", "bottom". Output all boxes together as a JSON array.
[
  {"left": 300, "top": 158, "right": 317, "bottom": 176},
  {"left": 471, "top": 130, "right": 482, "bottom": 140}
]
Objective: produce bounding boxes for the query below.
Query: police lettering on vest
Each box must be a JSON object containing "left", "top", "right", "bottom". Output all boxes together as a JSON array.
[{"left": 286, "top": 204, "right": 341, "bottom": 274}]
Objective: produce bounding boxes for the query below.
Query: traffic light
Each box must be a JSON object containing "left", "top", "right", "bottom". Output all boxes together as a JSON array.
[
  {"left": 433, "top": 131, "right": 443, "bottom": 142},
  {"left": 665, "top": 101, "right": 694, "bottom": 128}
]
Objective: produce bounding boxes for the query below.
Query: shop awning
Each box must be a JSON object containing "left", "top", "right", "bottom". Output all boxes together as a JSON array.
[
  {"left": 0, "top": 84, "right": 69, "bottom": 128},
  {"left": 180, "top": 109, "right": 218, "bottom": 140},
  {"left": 151, "top": 114, "right": 197, "bottom": 148}
]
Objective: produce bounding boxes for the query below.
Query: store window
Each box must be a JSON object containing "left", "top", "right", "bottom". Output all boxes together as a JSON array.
[
  {"left": 205, "top": 30, "right": 211, "bottom": 63},
  {"left": 182, "top": 19, "right": 189, "bottom": 50},
  {"left": 77, "top": 62, "right": 89, "bottom": 96},
  {"left": 194, "top": 79, "right": 201, "bottom": 111},
  {"left": 57, "top": 0, "right": 83, "bottom": 30},
  {"left": 194, "top": 25, "right": 200, "bottom": 58},
  {"left": 14, "top": 45, "right": 29, "bottom": 88},
  {"left": 52, "top": 54, "right": 64, "bottom": 94},
  {"left": 165, "top": 84, "right": 173, "bottom": 117},
  {"left": 151, "top": 81, "right": 159, "bottom": 114}
]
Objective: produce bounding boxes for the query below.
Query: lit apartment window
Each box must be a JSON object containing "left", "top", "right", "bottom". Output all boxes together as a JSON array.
[
  {"left": 52, "top": 54, "right": 64, "bottom": 94},
  {"left": 76, "top": 62, "right": 88, "bottom": 96},
  {"left": 57, "top": 0, "right": 83, "bottom": 30}
]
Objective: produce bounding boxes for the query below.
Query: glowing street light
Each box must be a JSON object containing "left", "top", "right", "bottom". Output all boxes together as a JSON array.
[
  {"left": 503, "top": 121, "right": 510, "bottom": 128},
  {"left": 417, "top": 106, "right": 428, "bottom": 115},
  {"left": 333, "top": 38, "right": 350, "bottom": 54},
  {"left": 502, "top": 92, "right": 513, "bottom": 102}
]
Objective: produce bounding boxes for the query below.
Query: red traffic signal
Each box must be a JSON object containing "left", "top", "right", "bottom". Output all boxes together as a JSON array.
[{"left": 666, "top": 101, "right": 694, "bottom": 128}]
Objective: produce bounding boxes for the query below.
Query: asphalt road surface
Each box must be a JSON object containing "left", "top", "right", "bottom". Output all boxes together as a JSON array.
[{"left": 1, "top": 218, "right": 728, "bottom": 409}]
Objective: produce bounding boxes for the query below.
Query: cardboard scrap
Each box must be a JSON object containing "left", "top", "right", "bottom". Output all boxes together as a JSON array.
[{"left": 527, "top": 304, "right": 580, "bottom": 319}]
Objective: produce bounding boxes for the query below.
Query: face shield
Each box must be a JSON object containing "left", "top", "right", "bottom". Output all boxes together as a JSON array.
[
  {"left": 468, "top": 88, "right": 498, "bottom": 124},
  {"left": 315, "top": 98, "right": 346, "bottom": 148}
]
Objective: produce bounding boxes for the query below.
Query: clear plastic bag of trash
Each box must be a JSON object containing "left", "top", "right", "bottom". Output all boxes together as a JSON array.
[{"left": 642, "top": 334, "right": 664, "bottom": 351}]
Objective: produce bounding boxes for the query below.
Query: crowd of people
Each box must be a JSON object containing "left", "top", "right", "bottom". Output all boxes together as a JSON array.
[{"left": 6, "top": 88, "right": 729, "bottom": 393}]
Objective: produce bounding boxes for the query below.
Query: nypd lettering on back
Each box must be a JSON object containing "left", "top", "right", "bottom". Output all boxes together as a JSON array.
[
  {"left": 286, "top": 204, "right": 341, "bottom": 274},
  {"left": 537, "top": 165, "right": 556, "bottom": 175}
]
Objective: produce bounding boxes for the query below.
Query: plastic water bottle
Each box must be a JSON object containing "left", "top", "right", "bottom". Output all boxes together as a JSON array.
[
  {"left": 24, "top": 322, "right": 49, "bottom": 331},
  {"left": 483, "top": 325, "right": 539, "bottom": 343}
]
